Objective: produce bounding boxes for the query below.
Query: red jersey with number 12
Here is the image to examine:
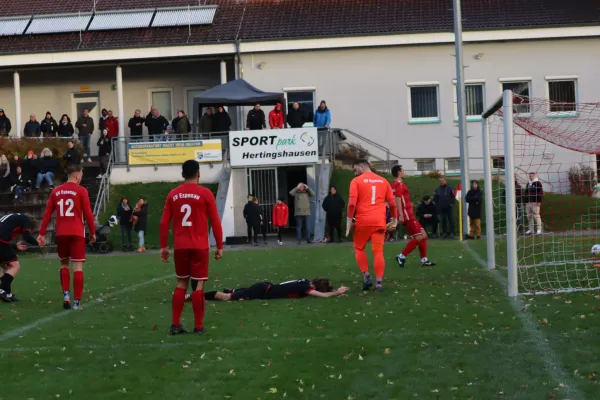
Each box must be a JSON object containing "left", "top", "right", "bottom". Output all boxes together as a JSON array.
[
  {"left": 39, "top": 182, "right": 95, "bottom": 238},
  {"left": 392, "top": 180, "right": 414, "bottom": 221},
  {"left": 159, "top": 183, "right": 224, "bottom": 250}
]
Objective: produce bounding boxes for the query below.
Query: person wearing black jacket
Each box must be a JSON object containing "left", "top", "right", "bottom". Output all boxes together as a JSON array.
[
  {"left": 132, "top": 198, "right": 148, "bottom": 252},
  {"left": 40, "top": 112, "right": 58, "bottom": 138},
  {"left": 117, "top": 197, "right": 134, "bottom": 252},
  {"left": 10, "top": 166, "right": 26, "bottom": 202},
  {"left": 287, "top": 102, "right": 306, "bottom": 128},
  {"left": 322, "top": 186, "right": 345, "bottom": 243},
  {"left": 212, "top": 106, "right": 231, "bottom": 133},
  {"left": 97, "top": 130, "right": 112, "bottom": 178},
  {"left": 433, "top": 177, "right": 455, "bottom": 238},
  {"left": 21, "top": 151, "right": 37, "bottom": 189},
  {"left": 465, "top": 180, "right": 482, "bottom": 239},
  {"left": 62, "top": 140, "right": 81, "bottom": 167},
  {"left": 58, "top": 114, "right": 75, "bottom": 138},
  {"left": 128, "top": 110, "right": 145, "bottom": 140},
  {"left": 248, "top": 197, "right": 267, "bottom": 246},
  {"left": 416, "top": 195, "right": 438, "bottom": 237},
  {"left": 246, "top": 104, "right": 266, "bottom": 130},
  {"left": 524, "top": 172, "right": 544, "bottom": 235},
  {"left": 243, "top": 194, "right": 255, "bottom": 243},
  {"left": 35, "top": 148, "right": 57, "bottom": 189},
  {"left": 145, "top": 109, "right": 169, "bottom": 141},
  {"left": 0, "top": 109, "right": 11, "bottom": 137}
]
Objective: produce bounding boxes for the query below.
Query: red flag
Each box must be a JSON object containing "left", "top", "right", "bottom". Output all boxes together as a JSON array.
[{"left": 455, "top": 183, "right": 462, "bottom": 201}]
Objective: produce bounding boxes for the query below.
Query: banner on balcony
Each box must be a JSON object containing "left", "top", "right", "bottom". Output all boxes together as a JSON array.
[
  {"left": 127, "top": 140, "right": 222, "bottom": 165},
  {"left": 229, "top": 128, "right": 319, "bottom": 167}
]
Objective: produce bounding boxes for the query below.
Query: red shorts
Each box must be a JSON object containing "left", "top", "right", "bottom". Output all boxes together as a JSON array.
[
  {"left": 405, "top": 219, "right": 425, "bottom": 238},
  {"left": 353, "top": 226, "right": 386, "bottom": 251},
  {"left": 56, "top": 235, "right": 87, "bottom": 262},
  {"left": 174, "top": 249, "right": 209, "bottom": 280}
]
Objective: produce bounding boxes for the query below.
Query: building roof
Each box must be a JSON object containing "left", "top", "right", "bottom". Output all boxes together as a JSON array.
[{"left": 0, "top": 0, "right": 598, "bottom": 56}]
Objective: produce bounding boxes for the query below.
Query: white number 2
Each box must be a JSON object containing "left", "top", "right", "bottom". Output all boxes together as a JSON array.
[
  {"left": 58, "top": 199, "right": 75, "bottom": 217},
  {"left": 181, "top": 204, "right": 192, "bottom": 226},
  {"left": 371, "top": 186, "right": 377, "bottom": 204}
]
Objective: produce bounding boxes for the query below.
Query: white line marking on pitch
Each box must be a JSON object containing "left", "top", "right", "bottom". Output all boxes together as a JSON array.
[
  {"left": 463, "top": 242, "right": 584, "bottom": 400},
  {"left": 0, "top": 274, "right": 174, "bottom": 341}
]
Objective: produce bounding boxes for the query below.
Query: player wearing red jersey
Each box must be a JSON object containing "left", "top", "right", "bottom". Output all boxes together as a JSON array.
[
  {"left": 160, "top": 160, "right": 224, "bottom": 336},
  {"left": 38, "top": 164, "right": 96, "bottom": 310},
  {"left": 346, "top": 160, "right": 398, "bottom": 291},
  {"left": 391, "top": 165, "right": 436, "bottom": 268}
]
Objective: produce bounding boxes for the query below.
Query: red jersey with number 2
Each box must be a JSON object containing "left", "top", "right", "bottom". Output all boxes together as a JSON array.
[
  {"left": 159, "top": 183, "right": 224, "bottom": 250},
  {"left": 349, "top": 172, "right": 395, "bottom": 228},
  {"left": 39, "top": 182, "right": 95, "bottom": 238},
  {"left": 392, "top": 180, "right": 414, "bottom": 221}
]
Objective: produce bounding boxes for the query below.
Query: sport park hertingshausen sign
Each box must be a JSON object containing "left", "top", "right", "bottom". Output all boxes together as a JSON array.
[{"left": 229, "top": 128, "right": 319, "bottom": 167}]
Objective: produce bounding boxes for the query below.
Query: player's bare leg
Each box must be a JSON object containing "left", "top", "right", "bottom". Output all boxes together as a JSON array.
[
  {"left": 59, "top": 258, "right": 72, "bottom": 309},
  {"left": 170, "top": 277, "right": 189, "bottom": 335},
  {"left": 396, "top": 232, "right": 436, "bottom": 267},
  {"left": 190, "top": 279, "right": 207, "bottom": 335},
  {"left": 0, "top": 261, "right": 21, "bottom": 302},
  {"left": 71, "top": 261, "right": 85, "bottom": 310}
]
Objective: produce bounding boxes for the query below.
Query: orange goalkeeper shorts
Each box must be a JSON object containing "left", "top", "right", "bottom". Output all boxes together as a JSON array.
[{"left": 353, "top": 226, "right": 386, "bottom": 251}]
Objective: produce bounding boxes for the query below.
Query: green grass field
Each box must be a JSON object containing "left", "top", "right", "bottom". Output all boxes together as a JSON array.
[{"left": 1, "top": 241, "right": 598, "bottom": 399}]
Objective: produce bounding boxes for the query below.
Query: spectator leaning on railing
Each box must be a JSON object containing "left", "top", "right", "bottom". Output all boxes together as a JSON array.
[
  {"left": 24, "top": 114, "right": 41, "bottom": 138},
  {"left": 199, "top": 107, "right": 213, "bottom": 136},
  {"left": 314, "top": 100, "right": 331, "bottom": 129},
  {"left": 287, "top": 102, "right": 306, "bottom": 128},
  {"left": 58, "top": 114, "right": 74, "bottom": 138},
  {"left": 105, "top": 110, "right": 119, "bottom": 139},
  {"left": 146, "top": 109, "right": 169, "bottom": 141},
  {"left": 0, "top": 109, "right": 11, "bottom": 136},
  {"left": 269, "top": 103, "right": 284, "bottom": 129},
  {"left": 75, "top": 108, "right": 94, "bottom": 162},
  {"left": 212, "top": 106, "right": 231, "bottom": 133},
  {"left": 128, "top": 110, "right": 145, "bottom": 140},
  {"left": 246, "top": 103, "right": 266, "bottom": 130},
  {"left": 41, "top": 111, "right": 58, "bottom": 138}
]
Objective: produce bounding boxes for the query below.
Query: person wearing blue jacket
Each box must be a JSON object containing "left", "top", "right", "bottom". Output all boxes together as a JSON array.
[
  {"left": 313, "top": 100, "right": 331, "bottom": 129},
  {"left": 433, "top": 177, "right": 455, "bottom": 238}
]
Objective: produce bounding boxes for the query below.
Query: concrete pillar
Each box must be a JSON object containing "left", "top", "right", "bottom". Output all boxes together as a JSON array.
[
  {"left": 116, "top": 65, "right": 126, "bottom": 161},
  {"left": 13, "top": 71, "right": 21, "bottom": 138},
  {"left": 220, "top": 60, "right": 227, "bottom": 84}
]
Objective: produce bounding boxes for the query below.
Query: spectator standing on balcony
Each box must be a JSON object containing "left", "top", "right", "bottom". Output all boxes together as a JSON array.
[
  {"left": 75, "top": 108, "right": 94, "bottom": 162},
  {"left": 465, "top": 180, "right": 482, "bottom": 239},
  {"left": 322, "top": 186, "right": 345, "bottom": 243},
  {"left": 314, "top": 100, "right": 331, "bottom": 129},
  {"left": 97, "top": 129, "right": 112, "bottom": 179},
  {"left": 433, "top": 177, "right": 455, "bottom": 238},
  {"left": 0, "top": 154, "right": 10, "bottom": 191},
  {"left": 289, "top": 182, "right": 315, "bottom": 244},
  {"left": 525, "top": 172, "right": 544, "bottom": 235},
  {"left": 99, "top": 109, "right": 108, "bottom": 135},
  {"left": 58, "top": 114, "right": 74, "bottom": 138},
  {"left": 173, "top": 110, "right": 191, "bottom": 140},
  {"left": 105, "top": 110, "right": 119, "bottom": 139},
  {"left": 10, "top": 166, "right": 25, "bottom": 203},
  {"left": 287, "top": 102, "right": 306, "bottom": 128},
  {"left": 0, "top": 109, "right": 11, "bottom": 136},
  {"left": 40, "top": 112, "right": 58, "bottom": 138},
  {"left": 246, "top": 103, "right": 266, "bottom": 130},
  {"left": 21, "top": 150, "right": 37, "bottom": 189},
  {"left": 146, "top": 109, "right": 169, "bottom": 141},
  {"left": 117, "top": 197, "right": 134, "bottom": 252},
  {"left": 212, "top": 106, "right": 231, "bottom": 133},
  {"left": 199, "top": 107, "right": 213, "bottom": 137},
  {"left": 416, "top": 195, "right": 438, "bottom": 237},
  {"left": 132, "top": 197, "right": 148, "bottom": 252},
  {"left": 24, "top": 114, "right": 41, "bottom": 138},
  {"left": 35, "top": 148, "right": 57, "bottom": 190},
  {"left": 128, "top": 110, "right": 145, "bottom": 141},
  {"left": 62, "top": 140, "right": 81, "bottom": 168},
  {"left": 269, "top": 103, "right": 284, "bottom": 129}
]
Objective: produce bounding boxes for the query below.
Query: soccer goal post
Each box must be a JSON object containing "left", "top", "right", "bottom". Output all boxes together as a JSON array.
[{"left": 481, "top": 89, "right": 600, "bottom": 296}]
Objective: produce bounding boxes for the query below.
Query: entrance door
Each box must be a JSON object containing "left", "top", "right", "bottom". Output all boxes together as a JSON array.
[
  {"left": 248, "top": 168, "right": 278, "bottom": 234},
  {"left": 71, "top": 92, "right": 100, "bottom": 156}
]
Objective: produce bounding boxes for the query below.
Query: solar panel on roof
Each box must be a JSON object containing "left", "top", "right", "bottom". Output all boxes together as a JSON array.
[
  {"left": 88, "top": 9, "right": 155, "bottom": 31},
  {"left": 152, "top": 6, "right": 217, "bottom": 28},
  {"left": 0, "top": 17, "right": 31, "bottom": 36},
  {"left": 26, "top": 13, "right": 92, "bottom": 35}
]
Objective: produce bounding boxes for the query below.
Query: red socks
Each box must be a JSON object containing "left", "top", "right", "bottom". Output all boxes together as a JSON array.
[
  {"left": 418, "top": 239, "right": 428, "bottom": 258},
  {"left": 73, "top": 271, "right": 84, "bottom": 301},
  {"left": 402, "top": 238, "right": 418, "bottom": 257},
  {"left": 191, "top": 290, "right": 205, "bottom": 330},
  {"left": 60, "top": 267, "right": 70, "bottom": 293},
  {"left": 172, "top": 288, "right": 187, "bottom": 326}
]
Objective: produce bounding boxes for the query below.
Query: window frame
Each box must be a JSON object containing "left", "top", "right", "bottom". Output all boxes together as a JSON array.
[
  {"left": 545, "top": 75, "right": 579, "bottom": 118},
  {"left": 148, "top": 87, "right": 175, "bottom": 122},
  {"left": 414, "top": 158, "right": 436, "bottom": 174},
  {"left": 492, "top": 156, "right": 505, "bottom": 171},
  {"left": 498, "top": 78, "right": 532, "bottom": 117},
  {"left": 183, "top": 85, "right": 209, "bottom": 126},
  {"left": 283, "top": 86, "right": 316, "bottom": 128},
  {"left": 445, "top": 157, "right": 461, "bottom": 175},
  {"left": 452, "top": 79, "right": 485, "bottom": 122},
  {"left": 406, "top": 81, "right": 441, "bottom": 124}
]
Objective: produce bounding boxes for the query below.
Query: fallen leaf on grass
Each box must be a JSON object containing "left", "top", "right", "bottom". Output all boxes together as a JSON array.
[
  {"left": 152, "top": 325, "right": 158, "bottom": 331},
  {"left": 384, "top": 348, "right": 391, "bottom": 355},
  {"left": 430, "top": 389, "right": 440, "bottom": 393},
  {"left": 358, "top": 354, "right": 364, "bottom": 361},
  {"left": 229, "top": 369, "right": 235, "bottom": 376},
  {"left": 378, "top": 373, "right": 384, "bottom": 378},
  {"left": 267, "top": 388, "right": 278, "bottom": 394}
]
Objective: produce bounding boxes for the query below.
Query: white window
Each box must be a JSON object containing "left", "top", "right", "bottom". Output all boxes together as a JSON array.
[
  {"left": 545, "top": 76, "right": 578, "bottom": 115},
  {"left": 445, "top": 158, "right": 461, "bottom": 173},
  {"left": 499, "top": 79, "right": 531, "bottom": 115},
  {"left": 415, "top": 158, "right": 436, "bottom": 173},
  {"left": 407, "top": 82, "right": 440, "bottom": 124},
  {"left": 149, "top": 88, "right": 174, "bottom": 121},
  {"left": 453, "top": 80, "right": 485, "bottom": 121},
  {"left": 283, "top": 87, "right": 316, "bottom": 127}
]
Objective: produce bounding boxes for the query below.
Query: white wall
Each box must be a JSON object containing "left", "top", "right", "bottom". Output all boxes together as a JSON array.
[{"left": 111, "top": 163, "right": 223, "bottom": 185}]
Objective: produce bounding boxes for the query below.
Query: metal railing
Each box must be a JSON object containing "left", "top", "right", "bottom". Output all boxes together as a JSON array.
[{"left": 93, "top": 149, "right": 114, "bottom": 217}]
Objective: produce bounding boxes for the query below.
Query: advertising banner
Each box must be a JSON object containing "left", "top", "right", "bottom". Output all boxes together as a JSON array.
[{"left": 127, "top": 140, "right": 222, "bottom": 165}]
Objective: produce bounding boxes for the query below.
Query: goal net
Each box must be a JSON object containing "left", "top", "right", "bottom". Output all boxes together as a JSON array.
[{"left": 482, "top": 90, "right": 600, "bottom": 296}]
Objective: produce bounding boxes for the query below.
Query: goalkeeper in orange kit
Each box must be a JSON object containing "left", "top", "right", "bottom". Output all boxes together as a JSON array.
[{"left": 346, "top": 160, "right": 398, "bottom": 292}]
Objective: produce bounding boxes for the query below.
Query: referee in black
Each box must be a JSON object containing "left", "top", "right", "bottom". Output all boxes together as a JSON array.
[{"left": 0, "top": 213, "right": 39, "bottom": 303}]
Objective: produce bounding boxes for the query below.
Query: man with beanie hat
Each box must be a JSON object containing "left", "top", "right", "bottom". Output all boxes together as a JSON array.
[
  {"left": 269, "top": 103, "right": 284, "bottom": 129},
  {"left": 0, "top": 109, "right": 11, "bottom": 136},
  {"left": 314, "top": 100, "right": 331, "bottom": 129},
  {"left": 41, "top": 111, "right": 58, "bottom": 138}
]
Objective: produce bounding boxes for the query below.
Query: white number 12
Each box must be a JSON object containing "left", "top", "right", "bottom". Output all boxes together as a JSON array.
[
  {"left": 371, "top": 186, "right": 376, "bottom": 204},
  {"left": 181, "top": 204, "right": 192, "bottom": 226},
  {"left": 58, "top": 199, "right": 75, "bottom": 217}
]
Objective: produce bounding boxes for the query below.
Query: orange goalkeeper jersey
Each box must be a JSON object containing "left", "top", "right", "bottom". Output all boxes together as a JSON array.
[{"left": 349, "top": 172, "right": 395, "bottom": 228}]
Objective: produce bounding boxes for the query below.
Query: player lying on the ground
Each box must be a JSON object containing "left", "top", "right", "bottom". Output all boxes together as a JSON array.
[
  {"left": 186, "top": 278, "right": 348, "bottom": 301},
  {"left": 391, "top": 165, "right": 436, "bottom": 267},
  {"left": 0, "top": 213, "right": 39, "bottom": 303}
]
